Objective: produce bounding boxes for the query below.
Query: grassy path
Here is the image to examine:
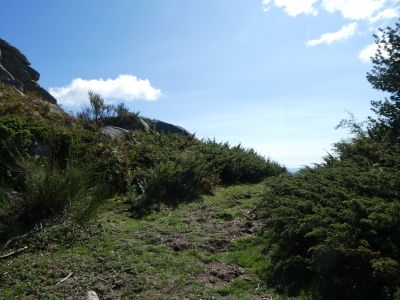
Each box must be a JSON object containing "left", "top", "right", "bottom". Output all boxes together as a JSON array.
[{"left": 1, "top": 184, "right": 278, "bottom": 299}]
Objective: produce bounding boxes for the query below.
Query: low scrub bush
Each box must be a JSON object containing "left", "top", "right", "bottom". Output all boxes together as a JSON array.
[
  {"left": 0, "top": 115, "right": 71, "bottom": 187},
  {"left": 138, "top": 152, "right": 217, "bottom": 207},
  {"left": 199, "top": 140, "right": 285, "bottom": 185},
  {"left": 260, "top": 138, "right": 400, "bottom": 299},
  {"left": 260, "top": 24, "right": 400, "bottom": 299},
  {"left": 0, "top": 158, "right": 109, "bottom": 242},
  {"left": 0, "top": 89, "right": 284, "bottom": 231},
  {"left": 112, "top": 132, "right": 284, "bottom": 210}
]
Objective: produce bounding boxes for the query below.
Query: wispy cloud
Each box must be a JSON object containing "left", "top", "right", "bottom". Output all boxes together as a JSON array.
[
  {"left": 306, "top": 22, "right": 357, "bottom": 46},
  {"left": 262, "top": 0, "right": 319, "bottom": 16},
  {"left": 262, "top": 0, "right": 399, "bottom": 58},
  {"left": 322, "top": 0, "right": 385, "bottom": 21},
  {"left": 49, "top": 74, "right": 162, "bottom": 108},
  {"left": 369, "top": 7, "right": 399, "bottom": 23}
]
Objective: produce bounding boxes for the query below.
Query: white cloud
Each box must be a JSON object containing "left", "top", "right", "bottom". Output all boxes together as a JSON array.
[
  {"left": 262, "top": 0, "right": 319, "bottom": 16},
  {"left": 49, "top": 74, "right": 162, "bottom": 108},
  {"left": 306, "top": 22, "right": 358, "bottom": 46},
  {"left": 322, "top": 0, "right": 385, "bottom": 20},
  {"left": 262, "top": 0, "right": 399, "bottom": 49},
  {"left": 274, "top": 0, "right": 319, "bottom": 16},
  {"left": 369, "top": 7, "right": 399, "bottom": 22},
  {"left": 358, "top": 43, "right": 378, "bottom": 62},
  {"left": 263, "top": 0, "right": 388, "bottom": 20},
  {"left": 358, "top": 38, "right": 391, "bottom": 63},
  {"left": 262, "top": 0, "right": 272, "bottom": 12}
]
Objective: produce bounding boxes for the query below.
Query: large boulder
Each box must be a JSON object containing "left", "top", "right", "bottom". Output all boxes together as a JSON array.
[
  {"left": 0, "top": 39, "right": 57, "bottom": 104},
  {"left": 100, "top": 125, "right": 130, "bottom": 139},
  {"left": 153, "top": 120, "right": 191, "bottom": 136}
]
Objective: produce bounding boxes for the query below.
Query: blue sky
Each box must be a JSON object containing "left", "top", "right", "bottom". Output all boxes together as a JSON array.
[{"left": 2, "top": 1, "right": 399, "bottom": 168}]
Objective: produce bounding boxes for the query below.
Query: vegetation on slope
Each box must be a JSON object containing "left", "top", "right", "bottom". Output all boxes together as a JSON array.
[
  {"left": 0, "top": 82, "right": 284, "bottom": 244},
  {"left": 259, "top": 23, "right": 400, "bottom": 299},
  {"left": 0, "top": 185, "right": 280, "bottom": 299}
]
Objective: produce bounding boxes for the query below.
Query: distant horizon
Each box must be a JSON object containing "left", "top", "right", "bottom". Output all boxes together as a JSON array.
[{"left": 2, "top": 0, "right": 397, "bottom": 168}]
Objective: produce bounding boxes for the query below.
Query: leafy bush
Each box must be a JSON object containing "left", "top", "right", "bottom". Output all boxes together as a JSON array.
[{"left": 76, "top": 91, "right": 114, "bottom": 125}]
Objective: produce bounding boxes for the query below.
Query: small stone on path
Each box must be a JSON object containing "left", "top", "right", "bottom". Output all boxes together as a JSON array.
[{"left": 86, "top": 290, "right": 99, "bottom": 300}]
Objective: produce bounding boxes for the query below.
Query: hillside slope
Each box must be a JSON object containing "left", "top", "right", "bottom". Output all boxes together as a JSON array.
[
  {"left": 0, "top": 39, "right": 285, "bottom": 300},
  {"left": 0, "top": 184, "right": 280, "bottom": 299}
]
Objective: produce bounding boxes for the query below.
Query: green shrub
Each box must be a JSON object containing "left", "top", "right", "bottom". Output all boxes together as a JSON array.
[
  {"left": 260, "top": 141, "right": 400, "bottom": 299},
  {"left": 0, "top": 115, "right": 72, "bottom": 186},
  {"left": 259, "top": 23, "right": 400, "bottom": 299},
  {"left": 111, "top": 132, "right": 284, "bottom": 210},
  {"left": 199, "top": 140, "right": 285, "bottom": 185},
  {"left": 0, "top": 158, "right": 109, "bottom": 242},
  {"left": 140, "top": 152, "right": 216, "bottom": 207}
]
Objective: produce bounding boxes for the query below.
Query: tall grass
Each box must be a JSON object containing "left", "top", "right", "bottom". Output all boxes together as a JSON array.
[{"left": 0, "top": 158, "right": 109, "bottom": 242}]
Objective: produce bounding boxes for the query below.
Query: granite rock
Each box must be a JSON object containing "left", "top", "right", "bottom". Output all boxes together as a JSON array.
[{"left": 0, "top": 38, "right": 57, "bottom": 104}]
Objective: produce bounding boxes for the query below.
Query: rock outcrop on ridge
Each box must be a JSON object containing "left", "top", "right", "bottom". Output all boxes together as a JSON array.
[
  {"left": 0, "top": 38, "right": 192, "bottom": 137},
  {"left": 0, "top": 38, "right": 57, "bottom": 104},
  {"left": 152, "top": 120, "right": 191, "bottom": 136}
]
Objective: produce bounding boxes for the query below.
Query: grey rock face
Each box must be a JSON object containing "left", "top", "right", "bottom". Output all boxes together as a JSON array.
[
  {"left": 0, "top": 38, "right": 57, "bottom": 104},
  {"left": 100, "top": 125, "right": 130, "bottom": 139},
  {"left": 153, "top": 120, "right": 191, "bottom": 136},
  {"left": 138, "top": 117, "right": 150, "bottom": 132}
]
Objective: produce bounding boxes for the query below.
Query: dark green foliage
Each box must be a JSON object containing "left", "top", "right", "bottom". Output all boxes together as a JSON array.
[
  {"left": 199, "top": 140, "right": 285, "bottom": 185},
  {"left": 114, "top": 102, "right": 130, "bottom": 117},
  {"left": 260, "top": 23, "right": 400, "bottom": 299},
  {"left": 367, "top": 22, "right": 400, "bottom": 142},
  {"left": 102, "top": 114, "right": 144, "bottom": 131},
  {"left": 0, "top": 110, "right": 109, "bottom": 241},
  {"left": 261, "top": 148, "right": 400, "bottom": 299},
  {"left": 139, "top": 153, "right": 215, "bottom": 207},
  {"left": 71, "top": 91, "right": 284, "bottom": 208},
  {"left": 0, "top": 158, "right": 109, "bottom": 242},
  {"left": 0, "top": 115, "right": 71, "bottom": 187},
  {"left": 0, "top": 82, "right": 283, "bottom": 246},
  {"left": 102, "top": 131, "right": 284, "bottom": 209}
]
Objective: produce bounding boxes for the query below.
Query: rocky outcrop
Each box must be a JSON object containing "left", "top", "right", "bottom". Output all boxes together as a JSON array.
[
  {"left": 153, "top": 120, "right": 191, "bottom": 136},
  {"left": 100, "top": 125, "right": 130, "bottom": 139},
  {"left": 138, "top": 117, "right": 150, "bottom": 132},
  {"left": 0, "top": 38, "right": 57, "bottom": 104}
]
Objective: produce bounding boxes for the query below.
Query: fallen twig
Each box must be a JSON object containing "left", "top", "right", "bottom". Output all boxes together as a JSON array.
[
  {"left": 2, "top": 223, "right": 43, "bottom": 250},
  {"left": 161, "top": 211, "right": 173, "bottom": 219},
  {"left": 0, "top": 246, "right": 28, "bottom": 259},
  {"left": 254, "top": 282, "right": 260, "bottom": 294},
  {"left": 56, "top": 272, "right": 73, "bottom": 285},
  {"left": 2, "top": 233, "right": 31, "bottom": 250}
]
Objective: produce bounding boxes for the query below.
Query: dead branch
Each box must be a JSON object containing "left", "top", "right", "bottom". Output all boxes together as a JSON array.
[
  {"left": 0, "top": 246, "right": 28, "bottom": 259},
  {"left": 2, "top": 233, "right": 31, "bottom": 250},
  {"left": 2, "top": 223, "right": 43, "bottom": 250},
  {"left": 56, "top": 272, "right": 73, "bottom": 285}
]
